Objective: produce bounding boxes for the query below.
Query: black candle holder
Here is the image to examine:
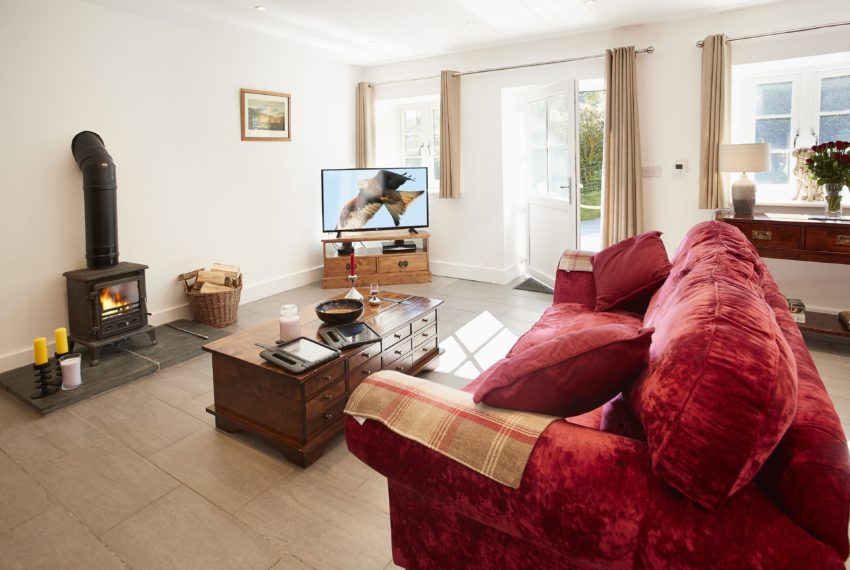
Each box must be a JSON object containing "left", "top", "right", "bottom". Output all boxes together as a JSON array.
[
  {"left": 32, "top": 362, "right": 59, "bottom": 399},
  {"left": 52, "top": 352, "right": 69, "bottom": 387}
]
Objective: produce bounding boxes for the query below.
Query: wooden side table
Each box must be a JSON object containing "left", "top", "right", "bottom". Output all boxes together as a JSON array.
[{"left": 723, "top": 213, "right": 850, "bottom": 336}]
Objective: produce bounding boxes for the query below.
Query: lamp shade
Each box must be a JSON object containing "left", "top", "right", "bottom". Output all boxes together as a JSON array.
[{"left": 718, "top": 143, "right": 770, "bottom": 173}]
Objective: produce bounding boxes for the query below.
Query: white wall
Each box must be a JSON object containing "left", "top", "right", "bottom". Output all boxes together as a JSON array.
[
  {"left": 365, "top": 0, "right": 850, "bottom": 312},
  {"left": 0, "top": 0, "right": 359, "bottom": 371}
]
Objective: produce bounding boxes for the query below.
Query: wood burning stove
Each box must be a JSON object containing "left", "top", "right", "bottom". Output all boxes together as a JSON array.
[
  {"left": 64, "top": 131, "right": 156, "bottom": 366},
  {"left": 64, "top": 263, "right": 155, "bottom": 365}
]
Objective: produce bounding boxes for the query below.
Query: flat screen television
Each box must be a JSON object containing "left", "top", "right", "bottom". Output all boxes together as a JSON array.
[{"left": 321, "top": 167, "right": 429, "bottom": 233}]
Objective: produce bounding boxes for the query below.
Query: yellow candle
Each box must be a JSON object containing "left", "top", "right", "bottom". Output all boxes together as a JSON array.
[
  {"left": 33, "top": 337, "right": 48, "bottom": 366},
  {"left": 55, "top": 327, "right": 69, "bottom": 355}
]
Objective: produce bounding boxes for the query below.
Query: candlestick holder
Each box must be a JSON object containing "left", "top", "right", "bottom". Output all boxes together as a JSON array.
[
  {"left": 344, "top": 274, "right": 364, "bottom": 301},
  {"left": 52, "top": 352, "right": 69, "bottom": 387},
  {"left": 32, "top": 362, "right": 59, "bottom": 399}
]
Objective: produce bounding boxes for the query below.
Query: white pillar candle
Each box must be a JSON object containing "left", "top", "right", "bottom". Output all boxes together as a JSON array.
[{"left": 59, "top": 354, "right": 83, "bottom": 390}]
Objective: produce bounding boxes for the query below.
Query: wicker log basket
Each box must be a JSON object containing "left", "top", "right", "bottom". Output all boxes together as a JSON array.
[{"left": 179, "top": 266, "right": 242, "bottom": 328}]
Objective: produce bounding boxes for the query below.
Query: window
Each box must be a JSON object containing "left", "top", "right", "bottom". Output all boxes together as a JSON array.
[
  {"left": 527, "top": 93, "right": 571, "bottom": 200},
  {"left": 733, "top": 52, "right": 850, "bottom": 204},
  {"left": 400, "top": 103, "right": 440, "bottom": 189}
]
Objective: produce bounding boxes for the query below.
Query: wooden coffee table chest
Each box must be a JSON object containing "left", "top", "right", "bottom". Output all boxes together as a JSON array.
[{"left": 202, "top": 291, "right": 442, "bottom": 467}]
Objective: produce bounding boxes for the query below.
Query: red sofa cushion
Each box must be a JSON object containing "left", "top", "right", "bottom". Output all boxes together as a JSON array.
[
  {"left": 591, "top": 231, "right": 672, "bottom": 312},
  {"left": 509, "top": 303, "right": 644, "bottom": 356},
  {"left": 473, "top": 324, "right": 654, "bottom": 417},
  {"left": 628, "top": 221, "right": 798, "bottom": 510}
]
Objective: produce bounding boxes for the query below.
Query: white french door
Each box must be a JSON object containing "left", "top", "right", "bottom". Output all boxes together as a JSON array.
[{"left": 523, "top": 80, "right": 578, "bottom": 287}]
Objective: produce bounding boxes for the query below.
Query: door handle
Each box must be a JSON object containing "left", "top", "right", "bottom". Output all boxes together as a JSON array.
[{"left": 559, "top": 177, "right": 573, "bottom": 204}]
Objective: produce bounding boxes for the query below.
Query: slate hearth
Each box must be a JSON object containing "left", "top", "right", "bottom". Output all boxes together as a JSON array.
[{"left": 0, "top": 320, "right": 230, "bottom": 414}]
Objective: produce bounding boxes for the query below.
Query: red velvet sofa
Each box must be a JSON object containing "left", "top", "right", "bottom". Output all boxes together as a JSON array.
[{"left": 345, "top": 222, "right": 850, "bottom": 569}]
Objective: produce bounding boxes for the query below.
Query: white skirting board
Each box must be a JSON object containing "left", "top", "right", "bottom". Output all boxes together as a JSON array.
[{"left": 430, "top": 260, "right": 522, "bottom": 285}]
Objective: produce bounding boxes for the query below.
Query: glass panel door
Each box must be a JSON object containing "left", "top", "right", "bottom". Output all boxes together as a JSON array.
[{"left": 523, "top": 80, "right": 577, "bottom": 287}]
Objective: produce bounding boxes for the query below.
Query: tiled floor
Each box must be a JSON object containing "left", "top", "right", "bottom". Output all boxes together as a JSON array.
[{"left": 0, "top": 276, "right": 848, "bottom": 569}]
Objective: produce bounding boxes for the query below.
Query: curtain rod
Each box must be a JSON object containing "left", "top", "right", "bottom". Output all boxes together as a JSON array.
[
  {"left": 371, "top": 46, "right": 655, "bottom": 87},
  {"left": 696, "top": 20, "right": 850, "bottom": 47}
]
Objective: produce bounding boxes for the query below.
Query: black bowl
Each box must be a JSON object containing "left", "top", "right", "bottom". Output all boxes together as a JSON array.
[{"left": 315, "top": 298, "right": 364, "bottom": 325}]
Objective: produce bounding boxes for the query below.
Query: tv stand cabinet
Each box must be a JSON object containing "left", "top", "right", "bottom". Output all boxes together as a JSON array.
[{"left": 321, "top": 230, "right": 432, "bottom": 289}]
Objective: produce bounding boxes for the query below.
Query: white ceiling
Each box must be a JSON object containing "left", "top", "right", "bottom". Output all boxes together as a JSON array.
[{"left": 81, "top": 0, "right": 782, "bottom": 66}]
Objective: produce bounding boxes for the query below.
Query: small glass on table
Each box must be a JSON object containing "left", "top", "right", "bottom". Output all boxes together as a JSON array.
[{"left": 368, "top": 283, "right": 381, "bottom": 306}]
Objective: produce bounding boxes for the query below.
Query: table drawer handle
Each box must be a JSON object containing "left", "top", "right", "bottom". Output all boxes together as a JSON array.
[
  {"left": 323, "top": 374, "right": 334, "bottom": 381},
  {"left": 421, "top": 332, "right": 429, "bottom": 337},
  {"left": 394, "top": 349, "right": 403, "bottom": 355},
  {"left": 361, "top": 369, "right": 373, "bottom": 376},
  {"left": 394, "top": 333, "right": 403, "bottom": 339},
  {"left": 323, "top": 412, "right": 335, "bottom": 420},
  {"left": 360, "top": 352, "right": 371, "bottom": 358},
  {"left": 398, "top": 260, "right": 409, "bottom": 268},
  {"left": 322, "top": 393, "right": 334, "bottom": 401},
  {"left": 837, "top": 235, "right": 850, "bottom": 246},
  {"left": 751, "top": 230, "right": 772, "bottom": 241},
  {"left": 421, "top": 317, "right": 429, "bottom": 323}
]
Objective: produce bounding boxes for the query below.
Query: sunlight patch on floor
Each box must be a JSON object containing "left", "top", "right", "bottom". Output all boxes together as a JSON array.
[{"left": 437, "top": 311, "right": 518, "bottom": 379}]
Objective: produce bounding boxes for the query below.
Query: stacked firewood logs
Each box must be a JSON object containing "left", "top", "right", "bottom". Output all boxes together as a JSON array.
[{"left": 177, "top": 263, "right": 242, "bottom": 294}]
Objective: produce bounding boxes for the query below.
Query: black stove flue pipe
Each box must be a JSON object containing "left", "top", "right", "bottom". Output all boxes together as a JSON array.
[{"left": 71, "top": 131, "right": 119, "bottom": 269}]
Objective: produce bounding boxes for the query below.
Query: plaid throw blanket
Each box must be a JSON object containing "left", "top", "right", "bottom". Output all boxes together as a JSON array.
[
  {"left": 558, "top": 249, "right": 595, "bottom": 272},
  {"left": 345, "top": 371, "right": 559, "bottom": 488}
]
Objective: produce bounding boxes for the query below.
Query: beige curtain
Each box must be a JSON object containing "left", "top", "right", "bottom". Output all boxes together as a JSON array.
[
  {"left": 698, "top": 34, "right": 731, "bottom": 209},
  {"left": 355, "top": 82, "right": 375, "bottom": 168},
  {"left": 602, "top": 46, "right": 643, "bottom": 247},
  {"left": 440, "top": 70, "right": 461, "bottom": 199}
]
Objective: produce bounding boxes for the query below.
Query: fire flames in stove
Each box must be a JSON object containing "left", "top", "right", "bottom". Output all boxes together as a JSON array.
[{"left": 100, "top": 287, "right": 130, "bottom": 313}]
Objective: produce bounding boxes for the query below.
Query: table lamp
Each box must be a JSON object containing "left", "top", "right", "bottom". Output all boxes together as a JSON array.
[{"left": 719, "top": 143, "right": 770, "bottom": 216}]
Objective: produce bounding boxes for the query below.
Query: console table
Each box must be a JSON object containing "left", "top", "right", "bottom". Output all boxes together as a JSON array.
[
  {"left": 202, "top": 290, "right": 442, "bottom": 467},
  {"left": 723, "top": 213, "right": 850, "bottom": 336},
  {"left": 321, "top": 230, "right": 432, "bottom": 289}
]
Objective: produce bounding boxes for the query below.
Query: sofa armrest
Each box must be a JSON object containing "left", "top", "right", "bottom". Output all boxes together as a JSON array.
[
  {"left": 346, "top": 413, "right": 843, "bottom": 567},
  {"left": 553, "top": 249, "right": 596, "bottom": 306},
  {"left": 553, "top": 269, "right": 596, "bottom": 306}
]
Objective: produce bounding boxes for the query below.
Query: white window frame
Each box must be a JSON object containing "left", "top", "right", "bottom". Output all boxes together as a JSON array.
[
  {"left": 733, "top": 53, "right": 850, "bottom": 206},
  {"left": 399, "top": 103, "right": 440, "bottom": 191}
]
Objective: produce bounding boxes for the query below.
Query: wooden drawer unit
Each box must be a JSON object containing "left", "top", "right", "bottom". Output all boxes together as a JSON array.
[
  {"left": 388, "top": 354, "right": 414, "bottom": 374},
  {"left": 412, "top": 325, "right": 438, "bottom": 349},
  {"left": 383, "top": 337, "right": 413, "bottom": 366},
  {"left": 303, "top": 360, "right": 346, "bottom": 399},
  {"left": 348, "top": 354, "right": 382, "bottom": 392},
  {"left": 305, "top": 379, "right": 346, "bottom": 418},
  {"left": 322, "top": 230, "right": 433, "bottom": 288},
  {"left": 724, "top": 213, "right": 850, "bottom": 266},
  {"left": 413, "top": 337, "right": 438, "bottom": 364},
  {"left": 378, "top": 253, "right": 429, "bottom": 274},
  {"left": 325, "top": 256, "right": 377, "bottom": 277},
  {"left": 203, "top": 291, "right": 444, "bottom": 468},
  {"left": 412, "top": 310, "right": 436, "bottom": 333},
  {"left": 731, "top": 222, "right": 801, "bottom": 250},
  {"left": 347, "top": 341, "right": 383, "bottom": 368},
  {"left": 306, "top": 400, "right": 346, "bottom": 437},
  {"left": 386, "top": 323, "right": 412, "bottom": 347},
  {"left": 804, "top": 227, "right": 850, "bottom": 254}
]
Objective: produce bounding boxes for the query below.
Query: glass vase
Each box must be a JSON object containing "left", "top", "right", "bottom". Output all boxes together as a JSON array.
[{"left": 823, "top": 183, "right": 843, "bottom": 218}]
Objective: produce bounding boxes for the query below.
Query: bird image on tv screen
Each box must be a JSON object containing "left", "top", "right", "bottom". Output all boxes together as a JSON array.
[{"left": 322, "top": 167, "right": 429, "bottom": 232}]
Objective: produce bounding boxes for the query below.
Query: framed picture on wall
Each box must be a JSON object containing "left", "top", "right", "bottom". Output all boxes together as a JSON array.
[{"left": 240, "top": 88, "right": 291, "bottom": 141}]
